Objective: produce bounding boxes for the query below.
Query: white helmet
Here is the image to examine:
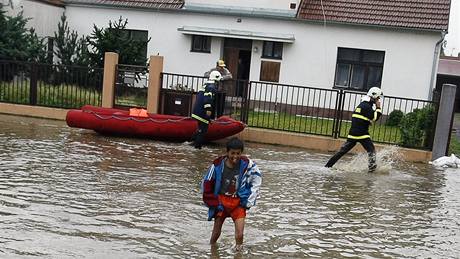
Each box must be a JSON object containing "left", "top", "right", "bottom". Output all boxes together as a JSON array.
[
  {"left": 208, "top": 70, "right": 222, "bottom": 82},
  {"left": 367, "top": 87, "right": 383, "bottom": 99}
]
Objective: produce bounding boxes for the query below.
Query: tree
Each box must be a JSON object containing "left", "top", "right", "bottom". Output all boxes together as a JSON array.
[
  {"left": 0, "top": 9, "right": 46, "bottom": 62},
  {"left": 54, "top": 13, "right": 79, "bottom": 66},
  {"left": 86, "top": 16, "right": 149, "bottom": 68},
  {"left": 73, "top": 36, "right": 91, "bottom": 67}
]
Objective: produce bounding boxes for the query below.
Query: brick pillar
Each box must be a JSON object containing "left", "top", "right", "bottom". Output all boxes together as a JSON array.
[
  {"left": 102, "top": 52, "right": 119, "bottom": 108},
  {"left": 147, "top": 55, "right": 164, "bottom": 113}
]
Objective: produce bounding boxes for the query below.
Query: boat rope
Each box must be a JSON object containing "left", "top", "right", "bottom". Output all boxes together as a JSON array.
[{"left": 83, "top": 110, "right": 241, "bottom": 125}]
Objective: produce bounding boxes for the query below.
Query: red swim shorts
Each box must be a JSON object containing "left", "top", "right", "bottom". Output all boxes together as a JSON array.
[{"left": 216, "top": 194, "right": 246, "bottom": 221}]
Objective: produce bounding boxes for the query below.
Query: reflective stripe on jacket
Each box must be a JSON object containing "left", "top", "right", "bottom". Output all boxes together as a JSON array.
[
  {"left": 191, "top": 83, "right": 217, "bottom": 124},
  {"left": 348, "top": 100, "right": 382, "bottom": 139}
]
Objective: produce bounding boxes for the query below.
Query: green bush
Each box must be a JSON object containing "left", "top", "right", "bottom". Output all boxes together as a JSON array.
[
  {"left": 386, "top": 109, "right": 404, "bottom": 126},
  {"left": 400, "top": 111, "right": 422, "bottom": 147},
  {"left": 449, "top": 133, "right": 460, "bottom": 155},
  {"left": 399, "top": 105, "right": 436, "bottom": 148}
]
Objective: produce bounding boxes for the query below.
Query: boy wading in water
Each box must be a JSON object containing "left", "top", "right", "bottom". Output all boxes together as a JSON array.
[{"left": 202, "top": 137, "right": 262, "bottom": 249}]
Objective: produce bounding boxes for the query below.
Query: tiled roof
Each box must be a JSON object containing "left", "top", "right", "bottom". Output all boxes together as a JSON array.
[
  {"left": 64, "top": 0, "right": 184, "bottom": 10},
  {"left": 297, "top": 0, "right": 451, "bottom": 31},
  {"left": 35, "top": 0, "right": 65, "bottom": 7}
]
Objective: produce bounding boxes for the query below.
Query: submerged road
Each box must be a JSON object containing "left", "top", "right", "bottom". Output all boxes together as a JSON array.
[{"left": 0, "top": 114, "right": 459, "bottom": 258}]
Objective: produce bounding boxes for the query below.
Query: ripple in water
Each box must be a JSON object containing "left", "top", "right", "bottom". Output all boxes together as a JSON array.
[{"left": 336, "top": 145, "right": 407, "bottom": 173}]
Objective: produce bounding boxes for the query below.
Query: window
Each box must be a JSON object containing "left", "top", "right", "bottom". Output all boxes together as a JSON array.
[
  {"left": 191, "top": 35, "right": 211, "bottom": 53},
  {"left": 260, "top": 61, "right": 280, "bottom": 82},
  {"left": 262, "top": 41, "right": 283, "bottom": 59},
  {"left": 334, "top": 48, "right": 385, "bottom": 91}
]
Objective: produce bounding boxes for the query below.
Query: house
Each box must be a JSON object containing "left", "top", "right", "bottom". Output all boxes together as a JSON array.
[
  {"left": 2, "top": 0, "right": 64, "bottom": 37},
  {"left": 437, "top": 56, "right": 460, "bottom": 111},
  {"left": 2, "top": 0, "right": 64, "bottom": 61},
  {"left": 5, "top": 0, "right": 452, "bottom": 101}
]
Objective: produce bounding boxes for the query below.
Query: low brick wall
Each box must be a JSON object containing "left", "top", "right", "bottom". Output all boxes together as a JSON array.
[
  {"left": 236, "top": 127, "right": 432, "bottom": 163},
  {"left": 0, "top": 103, "right": 432, "bottom": 162},
  {"left": 0, "top": 103, "right": 68, "bottom": 120}
]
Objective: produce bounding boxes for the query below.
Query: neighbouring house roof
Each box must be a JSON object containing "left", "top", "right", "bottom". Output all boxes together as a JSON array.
[
  {"left": 178, "top": 26, "right": 295, "bottom": 43},
  {"left": 297, "top": 0, "right": 451, "bottom": 31},
  {"left": 438, "top": 58, "right": 460, "bottom": 77},
  {"left": 32, "top": 0, "right": 65, "bottom": 7},
  {"left": 64, "top": 0, "right": 184, "bottom": 10}
]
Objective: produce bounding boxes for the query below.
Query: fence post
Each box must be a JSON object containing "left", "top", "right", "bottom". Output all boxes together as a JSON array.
[
  {"left": 331, "top": 90, "right": 341, "bottom": 138},
  {"left": 147, "top": 55, "right": 164, "bottom": 113},
  {"left": 332, "top": 90, "right": 344, "bottom": 138},
  {"left": 102, "top": 52, "right": 119, "bottom": 108},
  {"left": 432, "top": 83, "right": 457, "bottom": 160},
  {"left": 242, "top": 81, "right": 251, "bottom": 123},
  {"left": 29, "top": 63, "right": 38, "bottom": 105}
]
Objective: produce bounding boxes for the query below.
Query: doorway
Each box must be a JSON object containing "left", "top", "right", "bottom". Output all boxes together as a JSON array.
[{"left": 223, "top": 38, "right": 252, "bottom": 97}]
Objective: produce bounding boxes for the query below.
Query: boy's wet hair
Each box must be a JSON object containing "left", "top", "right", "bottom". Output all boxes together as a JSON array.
[{"left": 226, "top": 137, "right": 244, "bottom": 152}]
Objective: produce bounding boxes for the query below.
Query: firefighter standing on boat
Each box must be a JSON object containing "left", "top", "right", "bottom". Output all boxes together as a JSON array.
[
  {"left": 325, "top": 87, "right": 383, "bottom": 172},
  {"left": 191, "top": 71, "right": 222, "bottom": 149}
]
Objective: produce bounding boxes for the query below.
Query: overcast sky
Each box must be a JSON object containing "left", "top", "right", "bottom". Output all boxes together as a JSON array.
[{"left": 445, "top": 0, "right": 460, "bottom": 56}]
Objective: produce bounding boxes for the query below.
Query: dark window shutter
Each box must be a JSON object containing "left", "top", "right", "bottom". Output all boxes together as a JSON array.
[{"left": 260, "top": 61, "right": 280, "bottom": 82}]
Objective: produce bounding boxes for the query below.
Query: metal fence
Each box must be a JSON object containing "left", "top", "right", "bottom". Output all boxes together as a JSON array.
[
  {"left": 159, "top": 73, "right": 439, "bottom": 149},
  {"left": 247, "top": 81, "right": 438, "bottom": 149},
  {"left": 160, "top": 72, "right": 250, "bottom": 121},
  {"left": 0, "top": 60, "right": 103, "bottom": 108},
  {"left": 114, "top": 64, "right": 149, "bottom": 108},
  {"left": 247, "top": 81, "right": 340, "bottom": 136},
  {"left": 161, "top": 72, "right": 206, "bottom": 92},
  {"left": 0, "top": 61, "right": 439, "bottom": 150},
  {"left": 337, "top": 90, "right": 438, "bottom": 148}
]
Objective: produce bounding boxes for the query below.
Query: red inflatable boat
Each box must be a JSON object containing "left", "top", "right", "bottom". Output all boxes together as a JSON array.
[{"left": 66, "top": 105, "right": 245, "bottom": 141}]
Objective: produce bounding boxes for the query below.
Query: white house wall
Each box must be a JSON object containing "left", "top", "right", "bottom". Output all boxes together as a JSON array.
[
  {"left": 4, "top": 0, "right": 64, "bottom": 38},
  {"left": 64, "top": 6, "right": 441, "bottom": 101}
]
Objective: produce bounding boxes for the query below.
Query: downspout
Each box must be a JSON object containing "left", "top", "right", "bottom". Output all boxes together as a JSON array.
[{"left": 429, "top": 31, "right": 447, "bottom": 100}]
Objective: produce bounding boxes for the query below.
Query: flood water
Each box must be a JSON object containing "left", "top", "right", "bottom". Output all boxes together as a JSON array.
[{"left": 0, "top": 114, "right": 459, "bottom": 258}]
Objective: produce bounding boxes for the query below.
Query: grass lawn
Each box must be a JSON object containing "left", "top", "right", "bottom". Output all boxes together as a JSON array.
[
  {"left": 246, "top": 110, "right": 402, "bottom": 144},
  {"left": 0, "top": 81, "right": 101, "bottom": 108},
  {"left": 449, "top": 113, "right": 460, "bottom": 155},
  {"left": 449, "top": 134, "right": 460, "bottom": 155}
]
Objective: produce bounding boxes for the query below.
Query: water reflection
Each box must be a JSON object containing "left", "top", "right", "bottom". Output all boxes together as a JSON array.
[{"left": 0, "top": 114, "right": 459, "bottom": 258}]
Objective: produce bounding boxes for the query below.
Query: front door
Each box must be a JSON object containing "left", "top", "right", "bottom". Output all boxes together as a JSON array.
[{"left": 223, "top": 38, "right": 252, "bottom": 97}]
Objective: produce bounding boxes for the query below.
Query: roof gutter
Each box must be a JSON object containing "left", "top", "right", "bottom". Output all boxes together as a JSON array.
[{"left": 429, "top": 31, "right": 447, "bottom": 100}]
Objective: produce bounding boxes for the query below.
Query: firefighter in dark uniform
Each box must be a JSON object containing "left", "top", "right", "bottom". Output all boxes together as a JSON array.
[
  {"left": 191, "top": 71, "right": 222, "bottom": 149},
  {"left": 325, "top": 87, "right": 383, "bottom": 172}
]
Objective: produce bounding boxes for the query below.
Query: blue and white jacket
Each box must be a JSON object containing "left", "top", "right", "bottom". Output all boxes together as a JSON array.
[{"left": 202, "top": 156, "right": 262, "bottom": 221}]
